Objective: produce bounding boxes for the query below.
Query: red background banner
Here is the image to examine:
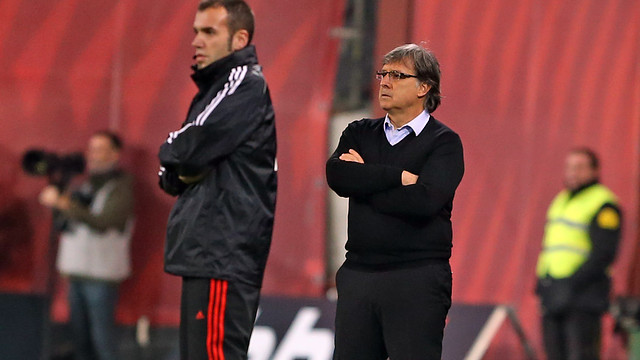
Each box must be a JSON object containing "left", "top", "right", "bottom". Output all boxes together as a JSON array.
[
  {"left": 373, "top": 0, "right": 640, "bottom": 357},
  {"left": 0, "top": 0, "right": 344, "bottom": 325},
  {"left": 2, "top": 0, "right": 640, "bottom": 357}
]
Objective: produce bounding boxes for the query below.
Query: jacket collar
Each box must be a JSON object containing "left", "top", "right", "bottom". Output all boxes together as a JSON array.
[
  {"left": 190, "top": 45, "right": 259, "bottom": 91},
  {"left": 568, "top": 179, "right": 599, "bottom": 198}
]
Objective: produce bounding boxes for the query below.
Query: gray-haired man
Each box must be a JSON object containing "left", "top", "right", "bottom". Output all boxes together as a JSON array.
[{"left": 326, "top": 43, "right": 464, "bottom": 359}]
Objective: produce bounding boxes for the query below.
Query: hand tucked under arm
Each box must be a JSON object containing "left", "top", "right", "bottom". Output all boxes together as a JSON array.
[
  {"left": 179, "top": 172, "right": 207, "bottom": 184},
  {"left": 158, "top": 166, "right": 188, "bottom": 196},
  {"left": 368, "top": 133, "right": 464, "bottom": 219},
  {"left": 402, "top": 171, "right": 418, "bottom": 185}
]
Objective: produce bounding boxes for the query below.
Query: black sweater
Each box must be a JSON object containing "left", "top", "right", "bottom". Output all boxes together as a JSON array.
[{"left": 326, "top": 116, "right": 464, "bottom": 269}]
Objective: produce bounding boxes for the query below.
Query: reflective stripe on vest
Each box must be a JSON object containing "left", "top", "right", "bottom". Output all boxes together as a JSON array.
[{"left": 535, "top": 184, "right": 617, "bottom": 279}]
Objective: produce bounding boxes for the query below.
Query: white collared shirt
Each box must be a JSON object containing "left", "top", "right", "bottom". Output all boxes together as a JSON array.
[{"left": 383, "top": 110, "right": 431, "bottom": 146}]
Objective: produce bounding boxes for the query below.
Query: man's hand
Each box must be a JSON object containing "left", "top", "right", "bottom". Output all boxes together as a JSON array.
[
  {"left": 178, "top": 172, "right": 207, "bottom": 184},
  {"left": 158, "top": 167, "right": 187, "bottom": 196},
  {"left": 39, "top": 185, "right": 71, "bottom": 210},
  {"left": 402, "top": 171, "right": 418, "bottom": 186},
  {"left": 39, "top": 186, "right": 59, "bottom": 207},
  {"left": 339, "top": 149, "right": 364, "bottom": 163}
]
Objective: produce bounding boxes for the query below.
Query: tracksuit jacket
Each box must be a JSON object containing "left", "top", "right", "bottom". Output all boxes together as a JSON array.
[{"left": 158, "top": 45, "right": 277, "bottom": 287}]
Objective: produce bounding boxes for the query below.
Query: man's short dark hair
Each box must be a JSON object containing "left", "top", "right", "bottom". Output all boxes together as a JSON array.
[
  {"left": 383, "top": 44, "right": 442, "bottom": 113},
  {"left": 198, "top": 0, "right": 255, "bottom": 45},
  {"left": 94, "top": 130, "right": 123, "bottom": 151},
  {"left": 570, "top": 147, "right": 600, "bottom": 170}
]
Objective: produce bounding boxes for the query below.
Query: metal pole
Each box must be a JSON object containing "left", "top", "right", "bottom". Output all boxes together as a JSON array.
[{"left": 346, "top": 0, "right": 366, "bottom": 109}]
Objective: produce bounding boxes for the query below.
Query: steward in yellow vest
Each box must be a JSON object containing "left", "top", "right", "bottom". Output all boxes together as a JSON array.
[
  {"left": 536, "top": 181, "right": 621, "bottom": 313},
  {"left": 535, "top": 149, "right": 621, "bottom": 360}
]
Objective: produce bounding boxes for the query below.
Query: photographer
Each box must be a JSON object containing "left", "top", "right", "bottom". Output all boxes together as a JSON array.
[{"left": 39, "top": 130, "right": 133, "bottom": 360}]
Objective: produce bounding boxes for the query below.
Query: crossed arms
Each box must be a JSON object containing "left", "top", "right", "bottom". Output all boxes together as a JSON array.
[
  {"left": 158, "top": 74, "right": 268, "bottom": 194},
  {"left": 326, "top": 125, "right": 464, "bottom": 219}
]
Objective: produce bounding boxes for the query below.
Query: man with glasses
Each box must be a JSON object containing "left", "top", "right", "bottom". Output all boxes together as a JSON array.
[{"left": 326, "top": 43, "right": 464, "bottom": 359}]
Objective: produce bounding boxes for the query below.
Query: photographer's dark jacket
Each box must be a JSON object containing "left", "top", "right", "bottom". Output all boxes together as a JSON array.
[
  {"left": 158, "top": 46, "right": 277, "bottom": 286},
  {"left": 57, "top": 169, "right": 134, "bottom": 282}
]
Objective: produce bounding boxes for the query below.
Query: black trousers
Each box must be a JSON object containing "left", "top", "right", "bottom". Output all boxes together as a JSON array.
[
  {"left": 180, "top": 277, "right": 261, "bottom": 360},
  {"left": 333, "top": 261, "right": 452, "bottom": 360},
  {"left": 542, "top": 311, "right": 602, "bottom": 360}
]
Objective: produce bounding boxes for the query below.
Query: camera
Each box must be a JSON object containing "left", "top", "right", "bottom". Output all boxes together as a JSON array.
[{"left": 22, "top": 149, "right": 85, "bottom": 190}]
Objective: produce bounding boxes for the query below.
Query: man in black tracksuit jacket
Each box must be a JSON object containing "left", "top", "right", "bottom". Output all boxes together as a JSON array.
[{"left": 158, "top": 1, "right": 276, "bottom": 359}]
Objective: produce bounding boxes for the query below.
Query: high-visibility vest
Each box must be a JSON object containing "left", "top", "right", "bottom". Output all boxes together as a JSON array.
[{"left": 536, "top": 184, "right": 617, "bottom": 279}]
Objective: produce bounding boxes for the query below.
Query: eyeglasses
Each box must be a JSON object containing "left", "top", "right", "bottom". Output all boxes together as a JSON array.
[{"left": 375, "top": 70, "right": 418, "bottom": 81}]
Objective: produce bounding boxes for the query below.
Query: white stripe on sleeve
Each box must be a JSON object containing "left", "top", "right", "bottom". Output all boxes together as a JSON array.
[{"left": 164, "top": 65, "right": 249, "bottom": 144}]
